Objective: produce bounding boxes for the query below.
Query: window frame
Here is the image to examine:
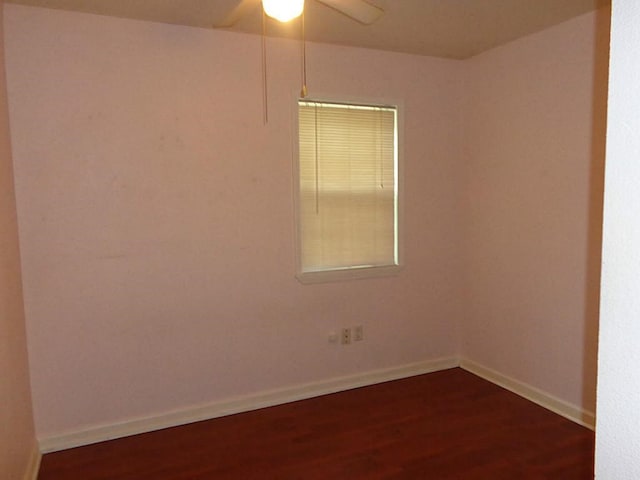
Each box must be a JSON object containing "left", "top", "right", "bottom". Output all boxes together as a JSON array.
[{"left": 292, "top": 95, "right": 404, "bottom": 284}]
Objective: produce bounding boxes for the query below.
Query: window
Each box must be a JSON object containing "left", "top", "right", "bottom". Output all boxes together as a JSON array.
[{"left": 296, "top": 99, "right": 401, "bottom": 283}]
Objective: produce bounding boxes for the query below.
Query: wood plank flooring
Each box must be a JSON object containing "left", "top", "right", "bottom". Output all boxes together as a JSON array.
[{"left": 37, "top": 368, "right": 594, "bottom": 479}]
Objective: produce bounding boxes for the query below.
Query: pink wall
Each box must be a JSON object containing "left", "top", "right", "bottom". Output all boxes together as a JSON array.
[
  {"left": 4, "top": 3, "right": 607, "bottom": 444},
  {"left": 5, "top": 5, "right": 464, "bottom": 439},
  {"left": 460, "top": 9, "right": 609, "bottom": 412},
  {"left": 0, "top": 1, "right": 38, "bottom": 477}
]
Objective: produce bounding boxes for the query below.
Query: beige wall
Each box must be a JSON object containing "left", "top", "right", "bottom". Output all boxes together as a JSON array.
[
  {"left": 5, "top": 5, "right": 465, "bottom": 440},
  {"left": 0, "top": 1, "right": 38, "bottom": 478},
  {"left": 460, "top": 9, "right": 609, "bottom": 413}
]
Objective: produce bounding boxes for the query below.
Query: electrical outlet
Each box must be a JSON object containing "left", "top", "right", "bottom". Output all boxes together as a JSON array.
[
  {"left": 354, "top": 325, "right": 364, "bottom": 342},
  {"left": 341, "top": 327, "right": 351, "bottom": 345}
]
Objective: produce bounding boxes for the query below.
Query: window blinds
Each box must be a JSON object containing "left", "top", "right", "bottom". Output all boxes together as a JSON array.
[{"left": 298, "top": 100, "right": 398, "bottom": 273}]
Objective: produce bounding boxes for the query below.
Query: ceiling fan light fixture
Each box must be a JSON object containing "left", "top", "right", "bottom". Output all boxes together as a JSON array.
[{"left": 262, "top": 0, "right": 304, "bottom": 22}]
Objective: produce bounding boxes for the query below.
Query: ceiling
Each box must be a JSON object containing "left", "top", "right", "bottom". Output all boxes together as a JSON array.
[{"left": 6, "top": 0, "right": 608, "bottom": 59}]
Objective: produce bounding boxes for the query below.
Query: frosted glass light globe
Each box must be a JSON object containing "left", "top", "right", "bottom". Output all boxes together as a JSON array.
[{"left": 262, "top": 0, "right": 304, "bottom": 22}]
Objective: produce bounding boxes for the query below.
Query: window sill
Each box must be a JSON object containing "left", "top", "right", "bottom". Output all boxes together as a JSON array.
[{"left": 296, "top": 264, "right": 403, "bottom": 284}]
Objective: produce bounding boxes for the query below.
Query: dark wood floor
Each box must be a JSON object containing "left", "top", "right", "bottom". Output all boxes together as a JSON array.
[{"left": 38, "top": 368, "right": 594, "bottom": 479}]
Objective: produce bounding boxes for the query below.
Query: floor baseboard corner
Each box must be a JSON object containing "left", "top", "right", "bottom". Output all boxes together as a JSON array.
[{"left": 459, "top": 358, "right": 595, "bottom": 430}]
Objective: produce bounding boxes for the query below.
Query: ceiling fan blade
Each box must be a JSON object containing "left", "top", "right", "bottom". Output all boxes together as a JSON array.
[
  {"left": 316, "top": 0, "right": 383, "bottom": 25},
  {"left": 213, "top": 0, "right": 261, "bottom": 27}
]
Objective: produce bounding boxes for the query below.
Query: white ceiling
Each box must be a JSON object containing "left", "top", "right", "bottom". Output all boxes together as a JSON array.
[{"left": 6, "top": 0, "right": 608, "bottom": 59}]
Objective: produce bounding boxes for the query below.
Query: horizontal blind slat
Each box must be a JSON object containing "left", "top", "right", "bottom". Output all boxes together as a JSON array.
[{"left": 299, "top": 101, "right": 397, "bottom": 273}]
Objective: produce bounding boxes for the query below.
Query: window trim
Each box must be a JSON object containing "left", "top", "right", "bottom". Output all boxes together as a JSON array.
[{"left": 292, "top": 94, "right": 405, "bottom": 284}]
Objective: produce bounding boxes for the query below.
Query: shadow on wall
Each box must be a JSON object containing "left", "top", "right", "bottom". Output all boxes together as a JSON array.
[{"left": 582, "top": 5, "right": 611, "bottom": 416}]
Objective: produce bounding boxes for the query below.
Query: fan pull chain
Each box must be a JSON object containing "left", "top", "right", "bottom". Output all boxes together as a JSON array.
[
  {"left": 379, "top": 107, "right": 384, "bottom": 189},
  {"left": 301, "top": 9, "right": 308, "bottom": 98},
  {"left": 314, "top": 103, "right": 319, "bottom": 214},
  {"left": 262, "top": 8, "right": 269, "bottom": 124}
]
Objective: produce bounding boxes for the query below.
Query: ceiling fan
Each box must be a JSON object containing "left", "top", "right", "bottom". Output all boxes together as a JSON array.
[
  {"left": 215, "top": 0, "right": 384, "bottom": 27},
  {"left": 216, "top": 0, "right": 383, "bottom": 115}
]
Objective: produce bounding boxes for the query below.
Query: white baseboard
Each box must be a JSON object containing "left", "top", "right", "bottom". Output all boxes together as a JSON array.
[
  {"left": 39, "top": 356, "right": 459, "bottom": 453},
  {"left": 459, "top": 358, "right": 596, "bottom": 430},
  {"left": 24, "top": 440, "right": 41, "bottom": 480},
  {"left": 38, "top": 356, "right": 594, "bottom": 454}
]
